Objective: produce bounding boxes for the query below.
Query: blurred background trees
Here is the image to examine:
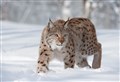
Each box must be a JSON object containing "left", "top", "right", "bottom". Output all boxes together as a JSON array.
[{"left": 1, "top": 0, "right": 120, "bottom": 29}]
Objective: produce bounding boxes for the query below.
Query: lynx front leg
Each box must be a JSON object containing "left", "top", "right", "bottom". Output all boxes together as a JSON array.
[
  {"left": 92, "top": 43, "right": 102, "bottom": 69},
  {"left": 37, "top": 49, "right": 52, "bottom": 73},
  {"left": 64, "top": 54, "right": 75, "bottom": 69},
  {"left": 37, "top": 58, "right": 49, "bottom": 73}
]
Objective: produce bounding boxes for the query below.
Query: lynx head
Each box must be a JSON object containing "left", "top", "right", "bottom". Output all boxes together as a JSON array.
[{"left": 45, "top": 19, "right": 69, "bottom": 50}]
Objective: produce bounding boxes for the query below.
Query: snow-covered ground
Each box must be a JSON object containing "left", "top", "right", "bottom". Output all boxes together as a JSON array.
[{"left": 1, "top": 21, "right": 119, "bottom": 82}]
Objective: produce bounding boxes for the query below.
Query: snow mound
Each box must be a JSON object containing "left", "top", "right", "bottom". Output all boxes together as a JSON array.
[{"left": 1, "top": 21, "right": 119, "bottom": 81}]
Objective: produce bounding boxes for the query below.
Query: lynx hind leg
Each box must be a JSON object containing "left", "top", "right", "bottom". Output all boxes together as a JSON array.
[
  {"left": 76, "top": 56, "right": 91, "bottom": 68},
  {"left": 92, "top": 43, "right": 102, "bottom": 69}
]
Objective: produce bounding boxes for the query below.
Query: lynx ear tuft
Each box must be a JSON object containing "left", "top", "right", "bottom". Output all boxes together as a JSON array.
[
  {"left": 47, "top": 18, "right": 55, "bottom": 29},
  {"left": 64, "top": 18, "right": 70, "bottom": 29}
]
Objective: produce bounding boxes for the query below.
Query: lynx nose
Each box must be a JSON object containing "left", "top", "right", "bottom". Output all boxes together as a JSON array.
[{"left": 58, "top": 37, "right": 64, "bottom": 44}]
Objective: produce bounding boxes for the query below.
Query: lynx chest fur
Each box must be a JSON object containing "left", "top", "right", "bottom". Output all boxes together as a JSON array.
[{"left": 37, "top": 18, "right": 102, "bottom": 73}]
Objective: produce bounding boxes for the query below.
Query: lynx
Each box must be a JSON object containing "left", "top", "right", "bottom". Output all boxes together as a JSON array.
[{"left": 37, "top": 18, "right": 102, "bottom": 73}]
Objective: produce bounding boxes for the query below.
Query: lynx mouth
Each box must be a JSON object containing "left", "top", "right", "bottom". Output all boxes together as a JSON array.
[
  {"left": 50, "top": 41, "right": 63, "bottom": 50},
  {"left": 56, "top": 45, "right": 63, "bottom": 50},
  {"left": 57, "top": 44, "right": 62, "bottom": 46}
]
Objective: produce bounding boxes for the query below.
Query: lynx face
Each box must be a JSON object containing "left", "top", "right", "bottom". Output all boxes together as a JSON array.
[{"left": 46, "top": 20, "right": 69, "bottom": 50}]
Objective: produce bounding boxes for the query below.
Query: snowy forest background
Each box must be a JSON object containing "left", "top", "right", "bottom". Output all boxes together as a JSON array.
[
  {"left": 1, "top": 0, "right": 120, "bottom": 29},
  {"left": 1, "top": 0, "right": 120, "bottom": 81}
]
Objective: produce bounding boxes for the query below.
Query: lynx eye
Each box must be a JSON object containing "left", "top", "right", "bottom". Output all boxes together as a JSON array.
[
  {"left": 64, "top": 34, "right": 67, "bottom": 37},
  {"left": 55, "top": 34, "right": 59, "bottom": 37}
]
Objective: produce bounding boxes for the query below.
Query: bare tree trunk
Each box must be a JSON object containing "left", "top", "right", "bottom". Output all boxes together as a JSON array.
[
  {"left": 57, "top": 0, "right": 71, "bottom": 20},
  {"left": 1, "top": 2, "right": 8, "bottom": 20},
  {"left": 20, "top": 3, "right": 33, "bottom": 23},
  {"left": 83, "top": 0, "right": 92, "bottom": 19},
  {"left": 62, "top": 0, "right": 71, "bottom": 20}
]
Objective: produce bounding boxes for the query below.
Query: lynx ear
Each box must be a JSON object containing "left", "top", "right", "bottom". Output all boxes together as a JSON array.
[
  {"left": 64, "top": 18, "right": 70, "bottom": 29},
  {"left": 47, "top": 18, "right": 54, "bottom": 29}
]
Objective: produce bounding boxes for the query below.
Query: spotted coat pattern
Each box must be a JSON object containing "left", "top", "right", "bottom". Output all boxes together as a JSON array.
[{"left": 37, "top": 18, "right": 102, "bottom": 73}]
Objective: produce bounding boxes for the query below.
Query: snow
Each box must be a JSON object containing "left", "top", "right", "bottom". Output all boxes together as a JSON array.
[{"left": 1, "top": 21, "right": 119, "bottom": 82}]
